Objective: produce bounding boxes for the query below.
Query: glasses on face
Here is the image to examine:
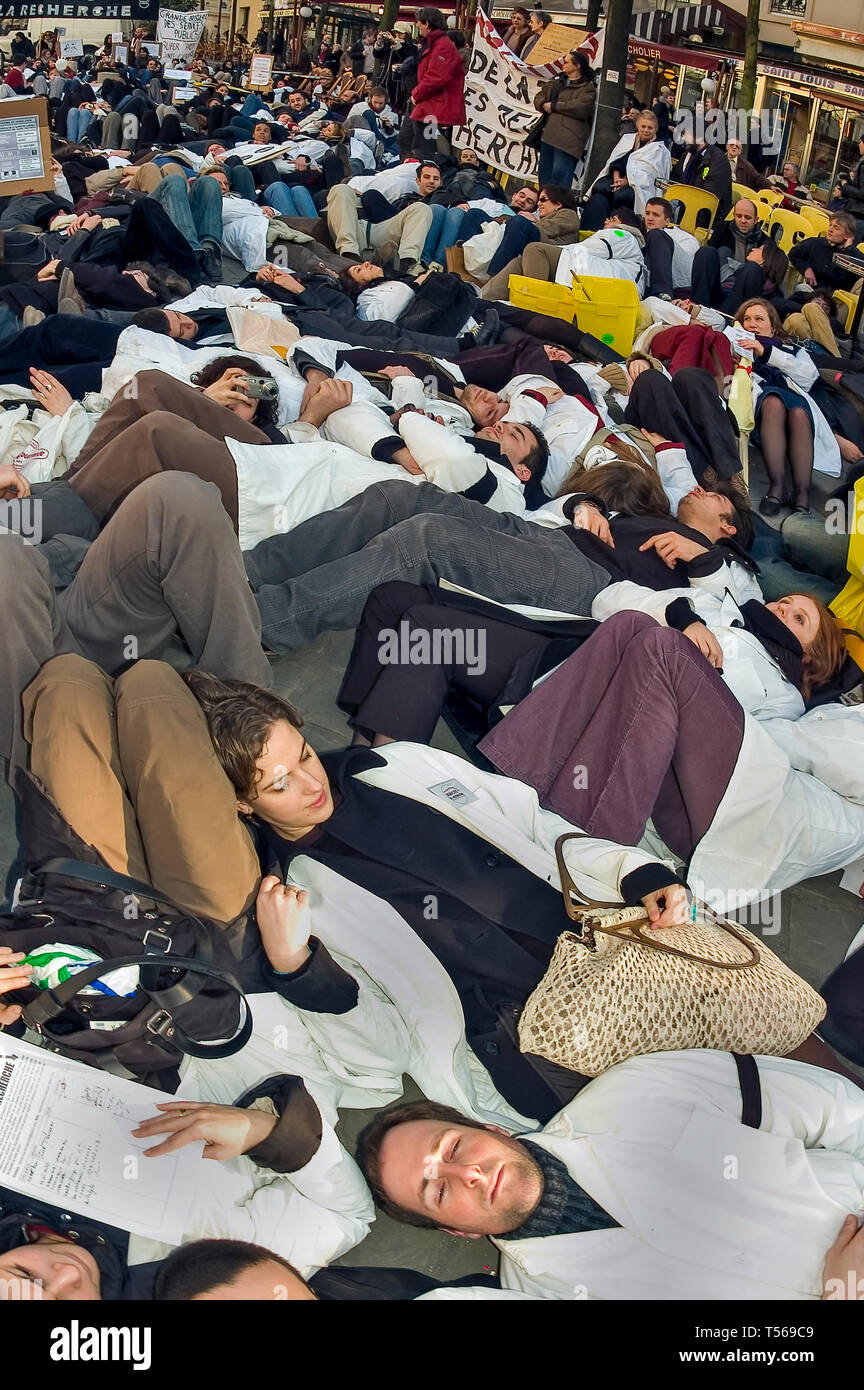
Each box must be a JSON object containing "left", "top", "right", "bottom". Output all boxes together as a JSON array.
[{"left": 537, "top": 194, "right": 549, "bottom": 204}]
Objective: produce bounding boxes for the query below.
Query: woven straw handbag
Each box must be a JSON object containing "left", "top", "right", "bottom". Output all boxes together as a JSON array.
[{"left": 518, "top": 834, "right": 827, "bottom": 1077}]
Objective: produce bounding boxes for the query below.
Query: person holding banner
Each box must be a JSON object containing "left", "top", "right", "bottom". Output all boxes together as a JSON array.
[{"left": 533, "top": 50, "right": 596, "bottom": 192}]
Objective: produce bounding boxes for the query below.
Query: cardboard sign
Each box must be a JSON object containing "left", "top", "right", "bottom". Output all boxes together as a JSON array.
[
  {"left": 249, "top": 52, "right": 274, "bottom": 88},
  {"left": 60, "top": 38, "right": 84, "bottom": 59},
  {"left": 141, "top": 40, "right": 162, "bottom": 56},
  {"left": 528, "top": 21, "right": 584, "bottom": 67},
  {"left": 111, "top": 30, "right": 124, "bottom": 42},
  {"left": 0, "top": 96, "right": 52, "bottom": 197},
  {"left": 114, "top": 43, "right": 129, "bottom": 65}
]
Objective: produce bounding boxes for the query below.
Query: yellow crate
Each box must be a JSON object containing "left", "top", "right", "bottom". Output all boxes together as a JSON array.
[{"left": 508, "top": 274, "right": 638, "bottom": 355}]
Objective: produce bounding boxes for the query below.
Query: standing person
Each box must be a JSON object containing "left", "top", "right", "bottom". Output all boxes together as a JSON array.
[
  {"left": 534, "top": 49, "right": 596, "bottom": 190},
  {"left": 408, "top": 7, "right": 466, "bottom": 160},
  {"left": 503, "top": 6, "right": 531, "bottom": 54},
  {"left": 652, "top": 84, "right": 674, "bottom": 144},
  {"left": 839, "top": 135, "right": 864, "bottom": 238},
  {"left": 519, "top": 8, "right": 551, "bottom": 61}
]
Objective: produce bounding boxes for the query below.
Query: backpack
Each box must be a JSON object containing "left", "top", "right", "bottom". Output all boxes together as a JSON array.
[{"left": 0, "top": 771, "right": 254, "bottom": 1089}]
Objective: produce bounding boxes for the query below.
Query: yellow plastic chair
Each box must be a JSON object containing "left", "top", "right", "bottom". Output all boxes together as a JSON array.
[
  {"left": 798, "top": 204, "right": 829, "bottom": 236},
  {"left": 831, "top": 475, "right": 864, "bottom": 669},
  {"left": 663, "top": 183, "right": 719, "bottom": 244},
  {"left": 507, "top": 273, "right": 639, "bottom": 355},
  {"left": 833, "top": 288, "right": 862, "bottom": 336},
  {"left": 755, "top": 188, "right": 784, "bottom": 210},
  {"left": 732, "top": 182, "right": 758, "bottom": 205},
  {"left": 766, "top": 207, "right": 811, "bottom": 254}
]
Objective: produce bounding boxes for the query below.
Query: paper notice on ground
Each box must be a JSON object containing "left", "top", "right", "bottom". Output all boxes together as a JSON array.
[
  {"left": 0, "top": 1038, "right": 200, "bottom": 1243},
  {"left": 0, "top": 111, "right": 44, "bottom": 183}
]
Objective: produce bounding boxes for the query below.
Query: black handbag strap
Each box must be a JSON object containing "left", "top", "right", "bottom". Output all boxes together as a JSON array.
[
  {"left": 21, "top": 859, "right": 254, "bottom": 1060},
  {"left": 35, "top": 857, "right": 208, "bottom": 925},
  {"left": 732, "top": 1052, "right": 762, "bottom": 1129}
]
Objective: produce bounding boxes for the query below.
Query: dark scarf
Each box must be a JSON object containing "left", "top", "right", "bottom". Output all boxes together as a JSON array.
[
  {"left": 505, "top": 1141, "right": 619, "bottom": 1240},
  {"left": 737, "top": 598, "right": 803, "bottom": 690}
]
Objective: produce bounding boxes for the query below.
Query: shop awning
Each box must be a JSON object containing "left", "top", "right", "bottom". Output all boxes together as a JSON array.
[
  {"left": 627, "top": 37, "right": 722, "bottom": 71},
  {"left": 631, "top": 2, "right": 743, "bottom": 43}
]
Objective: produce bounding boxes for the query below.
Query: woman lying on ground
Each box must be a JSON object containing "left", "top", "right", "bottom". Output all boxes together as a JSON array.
[
  {"left": 477, "top": 607, "right": 864, "bottom": 909},
  {"left": 335, "top": 460, "right": 756, "bottom": 748}
]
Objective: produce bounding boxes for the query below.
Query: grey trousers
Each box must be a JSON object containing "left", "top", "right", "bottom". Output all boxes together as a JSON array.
[
  {"left": 1, "top": 472, "right": 272, "bottom": 774},
  {"left": 245, "top": 480, "right": 611, "bottom": 652}
]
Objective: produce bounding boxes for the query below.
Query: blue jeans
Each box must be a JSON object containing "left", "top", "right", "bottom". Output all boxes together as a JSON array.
[
  {"left": 150, "top": 173, "right": 223, "bottom": 250},
  {"left": 228, "top": 164, "right": 257, "bottom": 200},
  {"left": 0, "top": 304, "right": 21, "bottom": 344},
  {"left": 65, "top": 107, "right": 93, "bottom": 142},
  {"left": 422, "top": 204, "right": 465, "bottom": 265},
  {"left": 263, "top": 180, "right": 318, "bottom": 218},
  {"left": 538, "top": 143, "right": 578, "bottom": 190},
  {"left": 487, "top": 215, "right": 540, "bottom": 277}
]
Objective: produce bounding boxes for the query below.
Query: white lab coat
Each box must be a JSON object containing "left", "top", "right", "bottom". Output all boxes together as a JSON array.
[
  {"left": 494, "top": 1050, "right": 864, "bottom": 1300},
  {"left": 588, "top": 133, "right": 672, "bottom": 214},
  {"left": 592, "top": 578, "right": 864, "bottom": 905},
  {"left": 554, "top": 227, "right": 647, "bottom": 293}
]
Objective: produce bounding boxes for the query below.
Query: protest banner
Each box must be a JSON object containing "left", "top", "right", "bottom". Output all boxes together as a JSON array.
[
  {"left": 453, "top": 10, "right": 587, "bottom": 179},
  {"left": 156, "top": 6, "right": 206, "bottom": 65},
  {"left": 3, "top": 1, "right": 156, "bottom": 15},
  {"left": 453, "top": 11, "right": 604, "bottom": 185}
]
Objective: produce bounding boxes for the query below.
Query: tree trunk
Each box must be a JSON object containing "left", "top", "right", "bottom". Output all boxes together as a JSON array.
[
  {"left": 740, "top": 0, "right": 760, "bottom": 110},
  {"left": 586, "top": 0, "right": 604, "bottom": 30},
  {"left": 585, "top": 0, "right": 634, "bottom": 186},
  {"left": 379, "top": 0, "right": 400, "bottom": 30},
  {"left": 313, "top": 3, "right": 329, "bottom": 53}
]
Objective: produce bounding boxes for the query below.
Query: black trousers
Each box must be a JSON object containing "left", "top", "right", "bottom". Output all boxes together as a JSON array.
[
  {"left": 624, "top": 366, "right": 741, "bottom": 482},
  {"left": 337, "top": 580, "right": 559, "bottom": 742}
]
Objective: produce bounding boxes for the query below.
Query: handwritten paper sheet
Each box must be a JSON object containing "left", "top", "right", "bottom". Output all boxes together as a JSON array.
[{"left": 0, "top": 1038, "right": 200, "bottom": 1243}]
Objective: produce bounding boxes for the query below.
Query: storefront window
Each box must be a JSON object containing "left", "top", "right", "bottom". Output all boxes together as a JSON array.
[
  {"left": 806, "top": 104, "right": 849, "bottom": 195},
  {"left": 769, "top": 0, "right": 806, "bottom": 13}
]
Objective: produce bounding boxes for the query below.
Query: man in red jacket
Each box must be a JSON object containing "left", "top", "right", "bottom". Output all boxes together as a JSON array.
[{"left": 409, "top": 7, "right": 467, "bottom": 159}]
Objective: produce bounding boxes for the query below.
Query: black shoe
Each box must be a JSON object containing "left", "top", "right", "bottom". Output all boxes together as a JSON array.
[
  {"left": 473, "top": 306, "right": 500, "bottom": 347},
  {"left": 198, "top": 239, "right": 222, "bottom": 282},
  {"left": 758, "top": 494, "right": 784, "bottom": 517}
]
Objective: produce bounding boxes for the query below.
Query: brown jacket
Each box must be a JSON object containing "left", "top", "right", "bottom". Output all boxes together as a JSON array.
[
  {"left": 534, "top": 77, "right": 596, "bottom": 159},
  {"left": 732, "top": 155, "right": 772, "bottom": 193},
  {"left": 538, "top": 206, "right": 583, "bottom": 245}
]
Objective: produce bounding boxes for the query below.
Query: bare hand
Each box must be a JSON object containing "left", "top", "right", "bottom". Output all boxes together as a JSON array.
[
  {"left": 202, "top": 367, "right": 256, "bottom": 410},
  {"left": 392, "top": 445, "right": 423, "bottom": 475},
  {"left": 822, "top": 1214, "right": 864, "bottom": 1299},
  {"left": 0, "top": 946, "right": 33, "bottom": 1024},
  {"left": 29, "top": 368, "right": 73, "bottom": 418},
  {"left": 682, "top": 620, "right": 724, "bottom": 669},
  {"left": 256, "top": 874, "right": 312, "bottom": 973},
  {"left": 673, "top": 298, "right": 694, "bottom": 313},
  {"left": 261, "top": 206, "right": 278, "bottom": 219},
  {"left": 804, "top": 267, "right": 817, "bottom": 287},
  {"left": 642, "top": 883, "right": 688, "bottom": 928},
  {"left": 132, "top": 1101, "right": 277, "bottom": 1161},
  {"left": 734, "top": 335, "right": 763, "bottom": 357},
  {"left": 570, "top": 502, "right": 614, "bottom": 547},
  {"left": 37, "top": 258, "right": 61, "bottom": 282},
  {"left": 541, "top": 101, "right": 552, "bottom": 113},
  {"left": 294, "top": 154, "right": 309, "bottom": 170},
  {"left": 0, "top": 463, "right": 30, "bottom": 500},
  {"left": 298, "top": 376, "right": 353, "bottom": 427},
  {"left": 627, "top": 358, "right": 651, "bottom": 382},
  {"left": 379, "top": 364, "right": 415, "bottom": 379},
  {"left": 639, "top": 531, "right": 708, "bottom": 567}
]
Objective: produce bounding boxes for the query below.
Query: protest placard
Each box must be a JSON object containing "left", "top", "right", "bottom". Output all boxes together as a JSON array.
[
  {"left": 0, "top": 96, "right": 52, "bottom": 197},
  {"left": 249, "top": 52, "right": 274, "bottom": 88},
  {"left": 156, "top": 8, "right": 206, "bottom": 66}
]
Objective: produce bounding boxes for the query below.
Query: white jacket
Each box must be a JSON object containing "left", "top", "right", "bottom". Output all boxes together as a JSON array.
[
  {"left": 589, "top": 133, "right": 672, "bottom": 214},
  {"left": 555, "top": 227, "right": 647, "bottom": 294},
  {"left": 592, "top": 579, "right": 864, "bottom": 904},
  {"left": 494, "top": 1050, "right": 864, "bottom": 1300},
  {"left": 283, "top": 742, "right": 675, "bottom": 1126}
]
